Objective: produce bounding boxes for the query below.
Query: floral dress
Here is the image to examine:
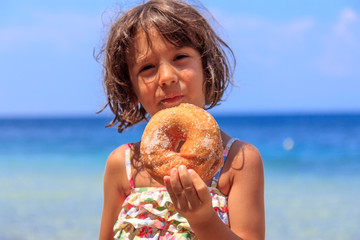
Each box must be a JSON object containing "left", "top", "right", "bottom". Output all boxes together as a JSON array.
[{"left": 113, "top": 139, "right": 238, "bottom": 239}]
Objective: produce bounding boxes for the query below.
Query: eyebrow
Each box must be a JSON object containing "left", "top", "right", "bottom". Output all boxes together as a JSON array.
[{"left": 129, "top": 57, "right": 148, "bottom": 69}]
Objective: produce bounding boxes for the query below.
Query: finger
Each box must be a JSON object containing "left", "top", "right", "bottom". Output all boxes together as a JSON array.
[
  {"left": 178, "top": 165, "right": 201, "bottom": 207},
  {"left": 169, "top": 168, "right": 188, "bottom": 209},
  {"left": 164, "top": 176, "right": 172, "bottom": 191},
  {"left": 164, "top": 175, "right": 179, "bottom": 207},
  {"left": 188, "top": 169, "right": 211, "bottom": 204}
]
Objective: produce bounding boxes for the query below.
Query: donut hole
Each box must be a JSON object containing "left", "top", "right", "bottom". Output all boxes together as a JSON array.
[
  {"left": 175, "top": 140, "right": 185, "bottom": 153},
  {"left": 167, "top": 124, "right": 186, "bottom": 153}
]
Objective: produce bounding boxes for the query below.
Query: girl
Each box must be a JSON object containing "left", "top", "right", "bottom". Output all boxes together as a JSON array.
[{"left": 98, "top": 0, "right": 265, "bottom": 239}]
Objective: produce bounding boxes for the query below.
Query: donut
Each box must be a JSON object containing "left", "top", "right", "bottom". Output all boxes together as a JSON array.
[{"left": 140, "top": 103, "right": 223, "bottom": 184}]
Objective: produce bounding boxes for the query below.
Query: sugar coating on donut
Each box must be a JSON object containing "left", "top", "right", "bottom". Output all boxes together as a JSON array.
[
  {"left": 144, "top": 127, "right": 170, "bottom": 156},
  {"left": 140, "top": 103, "right": 223, "bottom": 184}
]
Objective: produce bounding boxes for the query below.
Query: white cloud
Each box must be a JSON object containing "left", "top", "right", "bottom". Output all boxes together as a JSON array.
[
  {"left": 334, "top": 8, "right": 358, "bottom": 38},
  {"left": 283, "top": 18, "right": 314, "bottom": 35},
  {"left": 210, "top": 11, "right": 315, "bottom": 69},
  {"left": 318, "top": 7, "right": 360, "bottom": 77},
  {"left": 212, "top": 10, "right": 314, "bottom": 37}
]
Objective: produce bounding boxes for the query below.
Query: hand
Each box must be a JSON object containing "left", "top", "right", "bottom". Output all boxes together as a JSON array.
[{"left": 163, "top": 165, "right": 214, "bottom": 223}]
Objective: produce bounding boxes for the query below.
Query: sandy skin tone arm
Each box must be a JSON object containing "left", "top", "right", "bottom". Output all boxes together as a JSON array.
[
  {"left": 99, "top": 145, "right": 129, "bottom": 240},
  {"left": 164, "top": 141, "right": 265, "bottom": 240}
]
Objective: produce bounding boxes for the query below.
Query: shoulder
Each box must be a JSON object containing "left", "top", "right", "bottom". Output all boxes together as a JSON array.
[
  {"left": 226, "top": 140, "right": 264, "bottom": 200},
  {"left": 219, "top": 140, "right": 263, "bottom": 193},
  {"left": 103, "top": 144, "right": 131, "bottom": 195},
  {"left": 105, "top": 144, "right": 127, "bottom": 173},
  {"left": 228, "top": 140, "right": 263, "bottom": 174},
  {"left": 220, "top": 131, "right": 262, "bottom": 174},
  {"left": 217, "top": 139, "right": 263, "bottom": 195}
]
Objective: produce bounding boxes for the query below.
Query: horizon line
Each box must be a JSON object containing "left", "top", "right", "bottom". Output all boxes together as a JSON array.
[{"left": 1, "top": 110, "right": 360, "bottom": 119}]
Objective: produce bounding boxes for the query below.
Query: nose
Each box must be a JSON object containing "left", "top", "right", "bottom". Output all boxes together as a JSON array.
[{"left": 158, "top": 63, "right": 178, "bottom": 87}]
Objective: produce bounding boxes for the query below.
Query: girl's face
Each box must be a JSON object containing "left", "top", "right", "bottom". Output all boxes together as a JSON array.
[{"left": 127, "top": 28, "right": 206, "bottom": 116}]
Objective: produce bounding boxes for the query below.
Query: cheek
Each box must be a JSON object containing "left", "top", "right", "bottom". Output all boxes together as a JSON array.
[
  {"left": 193, "top": 70, "right": 205, "bottom": 93},
  {"left": 129, "top": 80, "right": 140, "bottom": 100},
  {"left": 184, "top": 65, "right": 204, "bottom": 82},
  {"left": 187, "top": 70, "right": 206, "bottom": 104},
  {"left": 131, "top": 79, "right": 158, "bottom": 106},
  {"left": 130, "top": 80, "right": 149, "bottom": 106}
]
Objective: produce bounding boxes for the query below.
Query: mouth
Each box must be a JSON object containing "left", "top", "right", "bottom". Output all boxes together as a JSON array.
[{"left": 160, "top": 95, "right": 184, "bottom": 106}]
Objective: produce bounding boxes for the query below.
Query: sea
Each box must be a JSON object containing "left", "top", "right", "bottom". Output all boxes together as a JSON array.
[{"left": 1, "top": 114, "right": 359, "bottom": 240}]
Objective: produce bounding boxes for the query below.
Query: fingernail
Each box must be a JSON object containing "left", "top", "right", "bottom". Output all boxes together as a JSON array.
[
  {"left": 170, "top": 168, "right": 177, "bottom": 175},
  {"left": 179, "top": 165, "right": 186, "bottom": 171},
  {"left": 188, "top": 169, "right": 195, "bottom": 175}
]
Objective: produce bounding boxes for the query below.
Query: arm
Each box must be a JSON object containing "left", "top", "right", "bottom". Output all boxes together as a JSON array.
[
  {"left": 99, "top": 145, "right": 130, "bottom": 240},
  {"left": 227, "top": 143, "right": 265, "bottom": 239},
  {"left": 164, "top": 142, "right": 265, "bottom": 240}
]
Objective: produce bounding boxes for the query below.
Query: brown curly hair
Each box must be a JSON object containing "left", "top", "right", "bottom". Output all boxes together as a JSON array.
[{"left": 97, "top": 0, "right": 235, "bottom": 132}]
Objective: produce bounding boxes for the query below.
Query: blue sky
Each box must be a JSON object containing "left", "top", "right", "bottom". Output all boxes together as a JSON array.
[{"left": 1, "top": 0, "right": 359, "bottom": 117}]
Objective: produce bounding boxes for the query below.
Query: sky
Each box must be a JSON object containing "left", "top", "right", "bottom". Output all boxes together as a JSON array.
[{"left": 1, "top": 0, "right": 359, "bottom": 117}]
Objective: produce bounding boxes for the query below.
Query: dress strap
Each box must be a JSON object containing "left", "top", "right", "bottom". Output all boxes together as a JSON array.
[
  {"left": 124, "top": 143, "right": 135, "bottom": 189},
  {"left": 211, "top": 138, "right": 239, "bottom": 188}
]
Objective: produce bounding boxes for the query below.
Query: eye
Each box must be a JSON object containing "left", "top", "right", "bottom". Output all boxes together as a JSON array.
[
  {"left": 174, "top": 54, "right": 188, "bottom": 61},
  {"left": 139, "top": 64, "right": 154, "bottom": 73}
]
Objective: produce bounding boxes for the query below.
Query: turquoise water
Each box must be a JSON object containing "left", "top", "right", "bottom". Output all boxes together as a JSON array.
[{"left": 1, "top": 115, "right": 359, "bottom": 239}]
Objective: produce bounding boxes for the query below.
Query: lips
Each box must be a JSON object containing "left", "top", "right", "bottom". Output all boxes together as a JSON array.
[{"left": 160, "top": 95, "right": 184, "bottom": 106}]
